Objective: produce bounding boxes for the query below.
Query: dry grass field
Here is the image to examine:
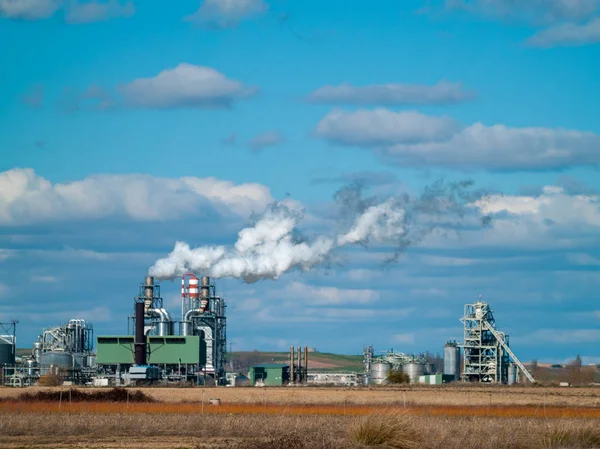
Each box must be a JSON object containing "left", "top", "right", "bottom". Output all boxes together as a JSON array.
[
  {"left": 2, "top": 385, "right": 600, "bottom": 407},
  {"left": 1, "top": 386, "right": 599, "bottom": 448}
]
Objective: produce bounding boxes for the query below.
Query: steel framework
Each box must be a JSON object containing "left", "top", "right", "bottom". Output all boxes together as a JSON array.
[{"left": 461, "top": 301, "right": 534, "bottom": 383}]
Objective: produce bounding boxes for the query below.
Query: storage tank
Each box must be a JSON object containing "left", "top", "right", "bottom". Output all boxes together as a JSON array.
[
  {"left": 444, "top": 342, "right": 461, "bottom": 381},
  {"left": 39, "top": 352, "right": 73, "bottom": 372},
  {"left": 370, "top": 362, "right": 391, "bottom": 385},
  {"left": 404, "top": 362, "right": 425, "bottom": 384},
  {"left": 33, "top": 341, "right": 43, "bottom": 362},
  {"left": 26, "top": 358, "right": 37, "bottom": 376},
  {"left": 508, "top": 364, "right": 517, "bottom": 385},
  {"left": 0, "top": 337, "right": 15, "bottom": 365}
]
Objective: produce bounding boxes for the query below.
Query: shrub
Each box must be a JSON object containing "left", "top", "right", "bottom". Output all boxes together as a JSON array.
[
  {"left": 387, "top": 370, "right": 410, "bottom": 384},
  {"left": 348, "top": 408, "right": 420, "bottom": 449}
]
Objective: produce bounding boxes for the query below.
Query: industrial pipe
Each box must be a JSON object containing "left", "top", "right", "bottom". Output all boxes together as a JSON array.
[
  {"left": 297, "top": 346, "right": 301, "bottom": 383},
  {"left": 134, "top": 302, "right": 146, "bottom": 366},
  {"left": 289, "top": 346, "right": 294, "bottom": 384},
  {"left": 304, "top": 346, "right": 308, "bottom": 384}
]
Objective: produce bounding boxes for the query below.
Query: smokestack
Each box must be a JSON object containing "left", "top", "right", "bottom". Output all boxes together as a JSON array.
[
  {"left": 200, "top": 276, "right": 210, "bottom": 313},
  {"left": 289, "top": 346, "right": 294, "bottom": 384},
  {"left": 304, "top": 346, "right": 308, "bottom": 384},
  {"left": 134, "top": 302, "right": 146, "bottom": 366},
  {"left": 144, "top": 276, "right": 154, "bottom": 310},
  {"left": 297, "top": 346, "right": 301, "bottom": 383}
]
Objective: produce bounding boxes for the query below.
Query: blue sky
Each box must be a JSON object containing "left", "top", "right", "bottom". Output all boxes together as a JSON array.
[{"left": 1, "top": 0, "right": 600, "bottom": 364}]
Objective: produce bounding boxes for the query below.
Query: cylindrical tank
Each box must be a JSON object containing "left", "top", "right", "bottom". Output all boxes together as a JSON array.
[
  {"left": 508, "top": 364, "right": 517, "bottom": 385},
  {"left": 370, "top": 362, "right": 391, "bottom": 385},
  {"left": 87, "top": 354, "right": 97, "bottom": 368},
  {"left": 26, "top": 358, "right": 37, "bottom": 376},
  {"left": 33, "top": 341, "right": 43, "bottom": 362},
  {"left": 39, "top": 352, "right": 73, "bottom": 374},
  {"left": 0, "top": 338, "right": 15, "bottom": 365},
  {"left": 404, "top": 363, "right": 425, "bottom": 384},
  {"left": 444, "top": 343, "right": 461, "bottom": 380},
  {"left": 189, "top": 277, "right": 199, "bottom": 299},
  {"left": 424, "top": 363, "right": 433, "bottom": 374}
]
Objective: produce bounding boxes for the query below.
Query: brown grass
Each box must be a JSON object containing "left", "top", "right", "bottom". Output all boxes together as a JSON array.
[
  {"left": 0, "top": 411, "right": 599, "bottom": 449},
  {"left": 2, "top": 385, "right": 600, "bottom": 408},
  {"left": 348, "top": 408, "right": 420, "bottom": 448}
]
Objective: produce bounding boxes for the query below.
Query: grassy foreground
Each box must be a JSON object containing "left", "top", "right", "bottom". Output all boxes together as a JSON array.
[
  {"left": 1, "top": 387, "right": 599, "bottom": 448},
  {"left": 1, "top": 410, "right": 599, "bottom": 448}
]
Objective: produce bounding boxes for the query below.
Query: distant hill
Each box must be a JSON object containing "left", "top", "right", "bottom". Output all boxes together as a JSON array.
[
  {"left": 15, "top": 348, "right": 364, "bottom": 373},
  {"left": 227, "top": 351, "right": 364, "bottom": 373}
]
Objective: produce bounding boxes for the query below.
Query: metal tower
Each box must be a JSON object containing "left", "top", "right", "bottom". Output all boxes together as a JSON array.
[{"left": 461, "top": 301, "right": 534, "bottom": 384}]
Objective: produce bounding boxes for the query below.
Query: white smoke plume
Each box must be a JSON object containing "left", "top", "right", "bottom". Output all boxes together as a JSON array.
[{"left": 149, "top": 179, "right": 491, "bottom": 283}]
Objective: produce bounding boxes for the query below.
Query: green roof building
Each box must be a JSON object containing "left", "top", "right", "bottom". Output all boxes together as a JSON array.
[
  {"left": 249, "top": 364, "right": 289, "bottom": 386},
  {"left": 96, "top": 335, "right": 206, "bottom": 366}
]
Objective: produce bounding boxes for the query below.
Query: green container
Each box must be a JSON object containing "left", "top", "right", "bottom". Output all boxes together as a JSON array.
[
  {"left": 96, "top": 335, "right": 205, "bottom": 366},
  {"left": 249, "top": 364, "right": 289, "bottom": 386}
]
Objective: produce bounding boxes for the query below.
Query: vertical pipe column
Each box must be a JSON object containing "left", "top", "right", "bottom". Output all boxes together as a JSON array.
[
  {"left": 134, "top": 302, "right": 146, "bottom": 366},
  {"left": 297, "top": 346, "right": 301, "bottom": 383},
  {"left": 304, "top": 346, "right": 308, "bottom": 384},
  {"left": 289, "top": 346, "right": 294, "bottom": 384}
]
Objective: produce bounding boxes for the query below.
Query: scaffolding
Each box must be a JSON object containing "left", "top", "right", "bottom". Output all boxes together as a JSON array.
[{"left": 460, "top": 301, "right": 534, "bottom": 384}]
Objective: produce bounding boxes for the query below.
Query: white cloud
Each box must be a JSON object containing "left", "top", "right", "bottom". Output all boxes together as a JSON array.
[
  {"left": 476, "top": 186, "right": 600, "bottom": 227},
  {"left": 0, "top": 249, "right": 12, "bottom": 262},
  {"left": 184, "top": 0, "right": 268, "bottom": 28},
  {"left": 437, "top": 186, "right": 600, "bottom": 249},
  {"left": 409, "top": 288, "right": 448, "bottom": 297},
  {"left": 446, "top": 0, "right": 600, "bottom": 23},
  {"left": 29, "top": 306, "right": 113, "bottom": 322},
  {"left": 0, "top": 0, "right": 134, "bottom": 22},
  {"left": 317, "top": 109, "right": 600, "bottom": 170},
  {"left": 316, "top": 109, "right": 459, "bottom": 147},
  {"left": 119, "top": 64, "right": 257, "bottom": 109},
  {"left": 0, "top": 168, "right": 273, "bottom": 225},
  {"left": 517, "top": 329, "right": 600, "bottom": 344},
  {"left": 280, "top": 281, "right": 380, "bottom": 305},
  {"left": 388, "top": 123, "right": 600, "bottom": 170},
  {"left": 0, "top": 0, "right": 61, "bottom": 20},
  {"left": 392, "top": 333, "right": 415, "bottom": 345},
  {"left": 249, "top": 131, "right": 285, "bottom": 151},
  {"left": 31, "top": 275, "right": 59, "bottom": 283},
  {"left": 528, "top": 17, "right": 600, "bottom": 46},
  {"left": 65, "top": 0, "right": 133, "bottom": 23},
  {"left": 566, "top": 253, "right": 600, "bottom": 265},
  {"left": 308, "top": 81, "right": 475, "bottom": 106}
]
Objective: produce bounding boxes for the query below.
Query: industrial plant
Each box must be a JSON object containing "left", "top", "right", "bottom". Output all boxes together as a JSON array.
[
  {"left": 1, "top": 279, "right": 535, "bottom": 387},
  {"left": 361, "top": 300, "right": 535, "bottom": 386}
]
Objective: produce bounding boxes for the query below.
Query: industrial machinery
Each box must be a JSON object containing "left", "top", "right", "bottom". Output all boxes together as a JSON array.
[
  {"left": 2, "top": 319, "right": 95, "bottom": 386},
  {"left": 443, "top": 340, "right": 461, "bottom": 381},
  {"left": 289, "top": 346, "right": 308, "bottom": 385},
  {"left": 96, "top": 274, "right": 227, "bottom": 385},
  {"left": 365, "top": 348, "right": 431, "bottom": 384},
  {"left": 461, "top": 301, "right": 534, "bottom": 384},
  {"left": 0, "top": 321, "right": 17, "bottom": 367}
]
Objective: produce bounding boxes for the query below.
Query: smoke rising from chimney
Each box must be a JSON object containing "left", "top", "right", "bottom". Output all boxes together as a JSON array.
[{"left": 148, "top": 179, "right": 491, "bottom": 283}]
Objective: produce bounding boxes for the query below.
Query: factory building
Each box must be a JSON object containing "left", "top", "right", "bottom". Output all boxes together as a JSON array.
[
  {"left": 460, "top": 301, "right": 534, "bottom": 384},
  {"left": 249, "top": 364, "right": 289, "bottom": 386},
  {"left": 96, "top": 275, "right": 227, "bottom": 385},
  {"left": 365, "top": 346, "right": 434, "bottom": 385},
  {"left": 2, "top": 319, "right": 95, "bottom": 386}
]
